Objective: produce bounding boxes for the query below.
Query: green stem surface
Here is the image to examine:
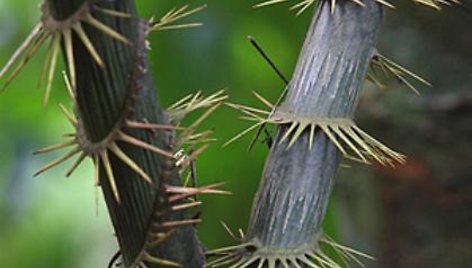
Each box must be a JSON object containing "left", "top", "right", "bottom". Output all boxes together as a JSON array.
[{"left": 47, "top": 0, "right": 205, "bottom": 266}]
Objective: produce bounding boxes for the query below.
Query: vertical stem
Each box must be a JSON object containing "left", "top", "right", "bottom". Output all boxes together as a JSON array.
[
  {"left": 242, "top": 0, "right": 384, "bottom": 265},
  {"left": 46, "top": 0, "right": 205, "bottom": 266}
]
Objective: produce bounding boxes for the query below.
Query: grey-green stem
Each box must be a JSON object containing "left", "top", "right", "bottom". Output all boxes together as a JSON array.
[
  {"left": 277, "top": 0, "right": 383, "bottom": 119},
  {"left": 244, "top": 0, "right": 383, "bottom": 263}
]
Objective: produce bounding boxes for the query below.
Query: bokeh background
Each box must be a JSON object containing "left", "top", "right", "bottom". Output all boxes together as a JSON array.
[{"left": 0, "top": 0, "right": 471, "bottom": 267}]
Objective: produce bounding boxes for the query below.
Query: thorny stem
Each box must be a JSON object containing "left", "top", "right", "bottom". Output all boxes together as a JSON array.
[
  {"left": 47, "top": 0, "right": 205, "bottom": 266},
  {"left": 242, "top": 0, "right": 384, "bottom": 266}
]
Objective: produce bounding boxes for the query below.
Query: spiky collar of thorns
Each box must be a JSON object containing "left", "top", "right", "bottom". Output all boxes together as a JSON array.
[
  {"left": 255, "top": 0, "right": 461, "bottom": 15},
  {"left": 0, "top": 1, "right": 206, "bottom": 107},
  {"left": 225, "top": 90, "right": 406, "bottom": 166},
  {"left": 206, "top": 229, "right": 374, "bottom": 268}
]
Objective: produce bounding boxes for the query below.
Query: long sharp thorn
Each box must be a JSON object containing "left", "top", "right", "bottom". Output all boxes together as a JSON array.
[
  {"left": 287, "top": 123, "right": 307, "bottom": 149},
  {"left": 108, "top": 142, "right": 153, "bottom": 184},
  {"left": 1, "top": 31, "right": 49, "bottom": 92},
  {"left": 157, "top": 23, "right": 203, "bottom": 31},
  {"left": 248, "top": 36, "right": 289, "bottom": 85},
  {"left": 66, "top": 152, "right": 87, "bottom": 177},
  {"left": 117, "top": 131, "right": 175, "bottom": 159},
  {"left": 171, "top": 201, "right": 202, "bottom": 211},
  {"left": 34, "top": 139, "right": 76, "bottom": 155},
  {"left": 96, "top": 7, "right": 132, "bottom": 18},
  {"left": 38, "top": 35, "right": 54, "bottom": 89},
  {"left": 84, "top": 14, "right": 129, "bottom": 44},
  {"left": 146, "top": 230, "right": 175, "bottom": 248},
  {"left": 73, "top": 23, "right": 104, "bottom": 67},
  {"left": 125, "top": 120, "right": 184, "bottom": 130},
  {"left": 319, "top": 124, "right": 347, "bottom": 155},
  {"left": 158, "top": 218, "right": 201, "bottom": 228},
  {"left": 252, "top": 91, "right": 274, "bottom": 109},
  {"left": 58, "top": 103, "right": 77, "bottom": 126},
  {"left": 375, "top": 0, "right": 395, "bottom": 8},
  {"left": 176, "top": 144, "right": 209, "bottom": 167},
  {"left": 61, "top": 71, "right": 75, "bottom": 100},
  {"left": 279, "top": 122, "right": 298, "bottom": 146},
  {"left": 220, "top": 220, "right": 238, "bottom": 241},
  {"left": 43, "top": 33, "right": 61, "bottom": 107},
  {"left": 34, "top": 146, "right": 81, "bottom": 176},
  {"left": 343, "top": 126, "right": 383, "bottom": 165},
  {"left": 100, "top": 150, "right": 120, "bottom": 203},
  {"left": 63, "top": 28, "right": 76, "bottom": 89},
  {"left": 143, "top": 252, "right": 181, "bottom": 267},
  {"left": 332, "top": 126, "right": 369, "bottom": 163},
  {"left": 309, "top": 124, "right": 315, "bottom": 150},
  {"left": 224, "top": 121, "right": 266, "bottom": 147},
  {"left": 0, "top": 23, "right": 43, "bottom": 78},
  {"left": 254, "top": 0, "right": 290, "bottom": 8}
]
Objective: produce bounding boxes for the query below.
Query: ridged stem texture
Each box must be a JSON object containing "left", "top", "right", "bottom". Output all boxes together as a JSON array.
[
  {"left": 47, "top": 0, "right": 205, "bottom": 266},
  {"left": 245, "top": 0, "right": 383, "bottom": 262}
]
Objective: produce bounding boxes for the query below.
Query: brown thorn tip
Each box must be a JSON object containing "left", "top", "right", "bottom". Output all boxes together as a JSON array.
[
  {"left": 108, "top": 142, "right": 153, "bottom": 184},
  {"left": 34, "top": 146, "right": 81, "bottom": 177},
  {"left": 171, "top": 201, "right": 202, "bottom": 211},
  {"left": 100, "top": 150, "right": 121, "bottom": 203},
  {"left": 158, "top": 218, "right": 202, "bottom": 228},
  {"left": 34, "top": 139, "right": 76, "bottom": 155}
]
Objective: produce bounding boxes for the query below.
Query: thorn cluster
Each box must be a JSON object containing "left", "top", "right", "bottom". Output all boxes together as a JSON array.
[
  {"left": 255, "top": 0, "right": 461, "bottom": 15},
  {"left": 225, "top": 91, "right": 406, "bottom": 166},
  {"left": 0, "top": 1, "right": 130, "bottom": 107},
  {"left": 206, "top": 233, "right": 373, "bottom": 268},
  {"left": 368, "top": 51, "right": 431, "bottom": 95},
  {"left": 149, "top": 4, "right": 207, "bottom": 33}
]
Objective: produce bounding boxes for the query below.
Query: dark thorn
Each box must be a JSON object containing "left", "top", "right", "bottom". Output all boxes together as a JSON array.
[{"left": 247, "top": 35, "right": 289, "bottom": 85}]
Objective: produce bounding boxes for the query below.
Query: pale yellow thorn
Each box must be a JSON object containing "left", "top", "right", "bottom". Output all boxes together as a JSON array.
[
  {"left": 331, "top": 125, "right": 369, "bottom": 164},
  {"left": 58, "top": 103, "right": 77, "bottom": 126},
  {"left": 308, "top": 124, "right": 315, "bottom": 150},
  {"left": 171, "top": 201, "right": 202, "bottom": 211},
  {"left": 143, "top": 252, "right": 181, "bottom": 267},
  {"left": 100, "top": 150, "right": 120, "bottom": 203},
  {"left": 73, "top": 23, "right": 104, "bottom": 67},
  {"left": 158, "top": 218, "right": 201, "bottom": 228},
  {"left": 63, "top": 28, "right": 76, "bottom": 90},
  {"left": 287, "top": 122, "right": 307, "bottom": 149},
  {"left": 1, "top": 32, "right": 49, "bottom": 92},
  {"left": 66, "top": 152, "right": 87, "bottom": 177},
  {"left": 223, "top": 120, "right": 266, "bottom": 147},
  {"left": 125, "top": 120, "right": 185, "bottom": 130},
  {"left": 96, "top": 7, "right": 132, "bottom": 18},
  {"left": 34, "top": 139, "right": 76, "bottom": 155},
  {"left": 34, "top": 146, "right": 81, "bottom": 177},
  {"left": 43, "top": 33, "right": 61, "bottom": 107},
  {"left": 0, "top": 22, "right": 43, "bottom": 78},
  {"left": 279, "top": 121, "right": 298, "bottom": 145},
  {"left": 108, "top": 142, "right": 153, "bottom": 184},
  {"left": 117, "top": 131, "right": 175, "bottom": 159},
  {"left": 38, "top": 36, "right": 55, "bottom": 89},
  {"left": 252, "top": 91, "right": 274, "bottom": 109},
  {"left": 254, "top": 0, "right": 291, "bottom": 8},
  {"left": 61, "top": 71, "right": 76, "bottom": 99},
  {"left": 84, "top": 14, "right": 129, "bottom": 44},
  {"left": 319, "top": 124, "right": 347, "bottom": 156},
  {"left": 176, "top": 144, "right": 209, "bottom": 167}
]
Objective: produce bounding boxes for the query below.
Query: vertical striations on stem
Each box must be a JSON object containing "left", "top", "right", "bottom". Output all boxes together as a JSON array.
[
  {"left": 210, "top": 1, "right": 385, "bottom": 267},
  {"left": 45, "top": 0, "right": 206, "bottom": 266}
]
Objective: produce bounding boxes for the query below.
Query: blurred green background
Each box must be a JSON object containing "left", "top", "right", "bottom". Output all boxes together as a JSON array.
[{"left": 0, "top": 0, "right": 471, "bottom": 267}]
